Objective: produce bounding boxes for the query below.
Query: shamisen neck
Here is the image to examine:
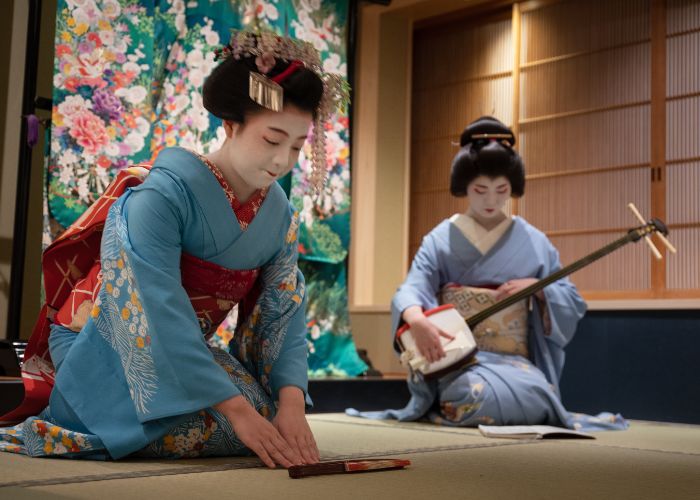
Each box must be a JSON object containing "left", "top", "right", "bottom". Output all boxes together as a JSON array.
[{"left": 465, "top": 225, "right": 651, "bottom": 329}]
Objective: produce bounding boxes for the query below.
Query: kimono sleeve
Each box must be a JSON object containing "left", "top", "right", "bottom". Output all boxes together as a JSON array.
[
  {"left": 95, "top": 182, "right": 240, "bottom": 423},
  {"left": 539, "top": 242, "right": 587, "bottom": 349},
  {"left": 232, "top": 209, "right": 308, "bottom": 401},
  {"left": 267, "top": 268, "right": 308, "bottom": 400},
  {"left": 390, "top": 228, "right": 444, "bottom": 334}
]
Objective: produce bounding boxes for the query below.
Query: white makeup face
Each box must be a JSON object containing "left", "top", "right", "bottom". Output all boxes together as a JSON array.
[
  {"left": 224, "top": 105, "right": 312, "bottom": 192},
  {"left": 466, "top": 175, "right": 512, "bottom": 219}
]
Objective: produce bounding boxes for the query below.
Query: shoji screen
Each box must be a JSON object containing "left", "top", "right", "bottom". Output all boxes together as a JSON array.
[
  {"left": 410, "top": 11, "right": 514, "bottom": 259},
  {"left": 518, "top": 0, "right": 654, "bottom": 298},
  {"left": 409, "top": 0, "right": 699, "bottom": 300},
  {"left": 666, "top": 0, "right": 700, "bottom": 293}
]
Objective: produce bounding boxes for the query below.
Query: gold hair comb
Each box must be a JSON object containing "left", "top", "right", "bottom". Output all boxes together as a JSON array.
[{"left": 248, "top": 72, "right": 283, "bottom": 112}]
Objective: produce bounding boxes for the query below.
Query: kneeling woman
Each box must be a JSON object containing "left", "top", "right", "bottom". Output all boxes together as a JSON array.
[
  {"left": 0, "top": 31, "right": 347, "bottom": 465},
  {"left": 350, "top": 116, "right": 626, "bottom": 431}
]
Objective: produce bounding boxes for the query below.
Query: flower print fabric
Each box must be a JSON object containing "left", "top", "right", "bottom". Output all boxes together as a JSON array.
[{"left": 47, "top": 0, "right": 365, "bottom": 379}]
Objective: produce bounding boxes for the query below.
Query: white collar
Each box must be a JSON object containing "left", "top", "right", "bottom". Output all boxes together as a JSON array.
[{"left": 449, "top": 212, "right": 513, "bottom": 255}]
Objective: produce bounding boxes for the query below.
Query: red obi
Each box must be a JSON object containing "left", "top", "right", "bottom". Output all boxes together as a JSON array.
[
  {"left": 180, "top": 253, "right": 259, "bottom": 336},
  {"left": 53, "top": 253, "right": 259, "bottom": 339}
]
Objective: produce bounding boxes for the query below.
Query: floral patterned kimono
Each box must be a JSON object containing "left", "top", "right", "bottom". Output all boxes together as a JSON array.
[
  {"left": 348, "top": 214, "right": 628, "bottom": 432},
  {"left": 0, "top": 147, "right": 308, "bottom": 459}
]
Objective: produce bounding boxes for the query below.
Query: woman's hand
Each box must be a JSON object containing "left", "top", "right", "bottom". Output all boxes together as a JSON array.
[
  {"left": 273, "top": 387, "right": 320, "bottom": 465},
  {"left": 214, "top": 395, "right": 302, "bottom": 469},
  {"left": 495, "top": 278, "right": 542, "bottom": 301},
  {"left": 402, "top": 307, "right": 455, "bottom": 363}
]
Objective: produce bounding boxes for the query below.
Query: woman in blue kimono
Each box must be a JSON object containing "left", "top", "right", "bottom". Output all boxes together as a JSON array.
[
  {"left": 349, "top": 116, "right": 626, "bottom": 431},
  {"left": 0, "top": 31, "right": 347, "bottom": 466}
]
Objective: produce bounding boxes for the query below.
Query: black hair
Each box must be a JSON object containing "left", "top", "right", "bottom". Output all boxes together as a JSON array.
[
  {"left": 449, "top": 116, "right": 525, "bottom": 198},
  {"left": 202, "top": 55, "right": 323, "bottom": 123}
]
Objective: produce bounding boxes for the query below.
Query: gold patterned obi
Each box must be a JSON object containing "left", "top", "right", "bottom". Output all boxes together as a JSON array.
[{"left": 439, "top": 284, "right": 529, "bottom": 358}]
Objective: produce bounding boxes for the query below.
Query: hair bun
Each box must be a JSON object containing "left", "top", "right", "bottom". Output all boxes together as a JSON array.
[
  {"left": 459, "top": 115, "right": 515, "bottom": 147},
  {"left": 476, "top": 140, "right": 511, "bottom": 170},
  {"left": 450, "top": 116, "right": 525, "bottom": 198}
]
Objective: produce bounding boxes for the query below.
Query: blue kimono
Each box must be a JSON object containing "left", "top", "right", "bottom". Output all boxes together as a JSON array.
[
  {"left": 0, "top": 148, "right": 309, "bottom": 458},
  {"left": 348, "top": 217, "right": 627, "bottom": 431}
]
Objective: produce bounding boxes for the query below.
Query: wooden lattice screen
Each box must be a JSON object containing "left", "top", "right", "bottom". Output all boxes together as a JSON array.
[{"left": 409, "top": 0, "right": 700, "bottom": 300}]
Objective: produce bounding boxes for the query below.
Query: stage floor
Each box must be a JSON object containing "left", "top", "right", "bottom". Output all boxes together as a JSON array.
[{"left": 1, "top": 414, "right": 699, "bottom": 499}]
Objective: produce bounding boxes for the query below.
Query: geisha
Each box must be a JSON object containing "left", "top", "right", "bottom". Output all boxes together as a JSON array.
[
  {"left": 349, "top": 116, "right": 627, "bottom": 431},
  {"left": 0, "top": 30, "right": 347, "bottom": 466}
]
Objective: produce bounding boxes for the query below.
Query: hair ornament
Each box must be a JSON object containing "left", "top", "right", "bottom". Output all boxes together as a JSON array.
[{"left": 215, "top": 29, "right": 350, "bottom": 193}]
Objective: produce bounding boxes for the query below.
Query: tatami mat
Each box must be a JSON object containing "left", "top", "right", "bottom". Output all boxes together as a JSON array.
[
  {"left": 1, "top": 414, "right": 698, "bottom": 499},
  {"left": 312, "top": 413, "right": 700, "bottom": 455}
]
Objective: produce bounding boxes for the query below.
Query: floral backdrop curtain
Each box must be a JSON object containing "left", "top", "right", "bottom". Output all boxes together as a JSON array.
[{"left": 46, "top": 0, "right": 367, "bottom": 377}]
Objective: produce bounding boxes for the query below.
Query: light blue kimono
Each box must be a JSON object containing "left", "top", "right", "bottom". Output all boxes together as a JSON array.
[
  {"left": 0, "top": 148, "right": 309, "bottom": 458},
  {"left": 348, "top": 217, "right": 627, "bottom": 432}
]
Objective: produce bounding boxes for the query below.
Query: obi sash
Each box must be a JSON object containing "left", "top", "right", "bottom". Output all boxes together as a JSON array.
[
  {"left": 1, "top": 164, "right": 262, "bottom": 425},
  {"left": 439, "top": 284, "right": 529, "bottom": 358}
]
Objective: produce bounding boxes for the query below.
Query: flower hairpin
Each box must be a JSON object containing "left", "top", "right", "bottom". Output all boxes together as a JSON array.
[{"left": 255, "top": 51, "right": 276, "bottom": 74}]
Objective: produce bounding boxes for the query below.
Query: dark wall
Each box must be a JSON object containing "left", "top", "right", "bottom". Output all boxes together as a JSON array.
[
  {"left": 560, "top": 310, "right": 700, "bottom": 424},
  {"left": 18, "top": 0, "right": 57, "bottom": 341},
  {"left": 0, "top": 0, "right": 16, "bottom": 335}
]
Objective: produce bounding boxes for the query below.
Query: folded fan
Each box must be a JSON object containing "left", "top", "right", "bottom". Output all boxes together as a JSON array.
[{"left": 288, "top": 458, "right": 411, "bottom": 478}]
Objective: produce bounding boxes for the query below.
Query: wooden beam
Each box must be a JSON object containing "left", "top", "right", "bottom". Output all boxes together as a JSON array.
[
  {"left": 519, "top": 100, "right": 651, "bottom": 125},
  {"left": 511, "top": 2, "right": 522, "bottom": 216},
  {"left": 413, "top": 70, "right": 513, "bottom": 93},
  {"left": 520, "top": 38, "right": 651, "bottom": 70},
  {"left": 650, "top": 0, "right": 667, "bottom": 296}
]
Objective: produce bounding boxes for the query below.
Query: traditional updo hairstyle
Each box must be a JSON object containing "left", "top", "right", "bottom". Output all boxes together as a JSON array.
[
  {"left": 202, "top": 54, "right": 324, "bottom": 123},
  {"left": 449, "top": 116, "right": 525, "bottom": 197}
]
